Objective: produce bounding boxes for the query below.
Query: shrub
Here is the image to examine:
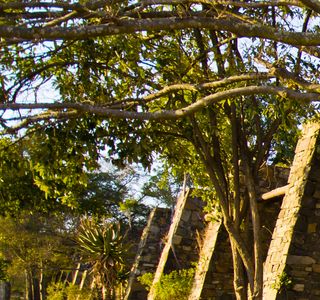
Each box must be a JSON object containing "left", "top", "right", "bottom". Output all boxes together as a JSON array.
[
  {"left": 47, "top": 282, "right": 92, "bottom": 300},
  {"left": 138, "top": 268, "right": 195, "bottom": 300},
  {"left": 46, "top": 282, "right": 65, "bottom": 300}
]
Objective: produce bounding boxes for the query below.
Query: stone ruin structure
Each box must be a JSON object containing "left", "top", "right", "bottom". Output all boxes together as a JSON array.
[{"left": 124, "top": 120, "right": 320, "bottom": 300}]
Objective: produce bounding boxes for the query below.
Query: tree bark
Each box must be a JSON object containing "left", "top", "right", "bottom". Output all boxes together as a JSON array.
[
  {"left": 192, "top": 121, "right": 256, "bottom": 296},
  {"left": 72, "top": 263, "right": 81, "bottom": 285},
  {"left": 32, "top": 268, "right": 41, "bottom": 300},
  {"left": 25, "top": 269, "right": 33, "bottom": 300},
  {"left": 230, "top": 240, "right": 247, "bottom": 300},
  {"left": 243, "top": 161, "right": 263, "bottom": 300},
  {"left": 229, "top": 102, "right": 247, "bottom": 300}
]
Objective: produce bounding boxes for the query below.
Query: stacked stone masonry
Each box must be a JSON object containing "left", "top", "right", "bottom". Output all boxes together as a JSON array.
[
  {"left": 126, "top": 195, "right": 206, "bottom": 300},
  {"left": 128, "top": 121, "right": 320, "bottom": 299},
  {"left": 263, "top": 122, "right": 320, "bottom": 300},
  {"left": 127, "top": 167, "right": 289, "bottom": 300}
]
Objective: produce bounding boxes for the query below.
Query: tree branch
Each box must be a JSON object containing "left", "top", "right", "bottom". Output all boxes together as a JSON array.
[
  {"left": 299, "top": 0, "right": 320, "bottom": 13},
  {"left": 2, "top": 16, "right": 320, "bottom": 46},
  {"left": 144, "top": 73, "right": 273, "bottom": 101},
  {"left": 1, "top": 86, "right": 319, "bottom": 127}
]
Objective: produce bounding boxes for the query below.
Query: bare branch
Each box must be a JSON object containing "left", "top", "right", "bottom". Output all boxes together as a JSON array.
[
  {"left": 43, "top": 11, "right": 79, "bottom": 28},
  {"left": 144, "top": 73, "right": 274, "bottom": 101},
  {"left": 6, "top": 110, "right": 80, "bottom": 134},
  {"left": 1, "top": 86, "right": 319, "bottom": 127},
  {"left": 1, "top": 16, "right": 320, "bottom": 46},
  {"left": 0, "top": 1, "right": 112, "bottom": 11},
  {"left": 141, "top": 0, "right": 300, "bottom": 8},
  {"left": 299, "top": 0, "right": 320, "bottom": 13}
]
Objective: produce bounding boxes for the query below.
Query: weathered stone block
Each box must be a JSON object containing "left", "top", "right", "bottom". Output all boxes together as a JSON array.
[
  {"left": 313, "top": 264, "right": 320, "bottom": 273},
  {"left": 290, "top": 270, "right": 309, "bottom": 277},
  {"left": 292, "top": 283, "right": 305, "bottom": 292},
  {"left": 313, "top": 188, "right": 320, "bottom": 199},
  {"left": 308, "top": 223, "right": 317, "bottom": 233},
  {"left": 295, "top": 216, "right": 308, "bottom": 232},
  {"left": 149, "top": 225, "right": 160, "bottom": 234},
  {"left": 184, "top": 197, "right": 204, "bottom": 210},
  {"left": 287, "top": 255, "right": 316, "bottom": 265},
  {"left": 304, "top": 181, "right": 316, "bottom": 196},
  {"left": 182, "top": 245, "right": 192, "bottom": 251},
  {"left": 296, "top": 137, "right": 311, "bottom": 153},
  {"left": 143, "top": 263, "right": 155, "bottom": 268},
  {"left": 312, "top": 289, "right": 320, "bottom": 296},
  {"left": 181, "top": 210, "right": 191, "bottom": 222},
  {"left": 172, "top": 234, "right": 182, "bottom": 245},
  {"left": 191, "top": 211, "right": 201, "bottom": 222},
  {"left": 300, "top": 207, "right": 316, "bottom": 217}
]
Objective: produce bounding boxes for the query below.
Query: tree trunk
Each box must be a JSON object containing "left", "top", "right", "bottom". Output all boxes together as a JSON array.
[
  {"left": 229, "top": 102, "right": 247, "bottom": 300},
  {"left": 39, "top": 261, "right": 46, "bottom": 300},
  {"left": 192, "top": 115, "right": 261, "bottom": 298},
  {"left": 230, "top": 240, "right": 247, "bottom": 300},
  {"left": 32, "top": 269, "right": 41, "bottom": 300},
  {"left": 4, "top": 281, "right": 11, "bottom": 300},
  {"left": 25, "top": 269, "right": 33, "bottom": 300},
  {"left": 73, "top": 263, "right": 81, "bottom": 285},
  {"left": 243, "top": 162, "right": 263, "bottom": 300}
]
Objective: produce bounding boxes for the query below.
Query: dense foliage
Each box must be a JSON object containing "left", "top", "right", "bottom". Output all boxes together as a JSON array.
[
  {"left": 1, "top": 1, "right": 320, "bottom": 299},
  {"left": 138, "top": 268, "right": 195, "bottom": 300}
]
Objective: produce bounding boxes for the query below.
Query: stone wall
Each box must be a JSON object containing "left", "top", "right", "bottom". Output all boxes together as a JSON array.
[
  {"left": 168, "top": 195, "right": 205, "bottom": 271},
  {"left": 126, "top": 195, "right": 206, "bottom": 300},
  {"left": 126, "top": 120, "right": 320, "bottom": 300},
  {"left": 263, "top": 122, "right": 320, "bottom": 299},
  {"left": 194, "top": 166, "right": 289, "bottom": 300},
  {"left": 125, "top": 207, "right": 172, "bottom": 300},
  {"left": 125, "top": 163, "right": 291, "bottom": 300},
  {"left": 200, "top": 226, "right": 234, "bottom": 300},
  {"left": 125, "top": 165, "right": 289, "bottom": 300}
]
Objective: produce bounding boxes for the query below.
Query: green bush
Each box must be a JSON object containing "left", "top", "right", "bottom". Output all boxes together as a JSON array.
[
  {"left": 138, "top": 268, "right": 195, "bottom": 300},
  {"left": 0, "top": 257, "right": 8, "bottom": 281},
  {"left": 46, "top": 282, "right": 92, "bottom": 300},
  {"left": 46, "top": 282, "right": 65, "bottom": 300}
]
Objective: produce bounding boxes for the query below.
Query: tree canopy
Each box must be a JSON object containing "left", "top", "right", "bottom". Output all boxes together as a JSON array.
[
  {"left": 0, "top": 0, "right": 319, "bottom": 130},
  {"left": 1, "top": 1, "right": 320, "bottom": 299}
]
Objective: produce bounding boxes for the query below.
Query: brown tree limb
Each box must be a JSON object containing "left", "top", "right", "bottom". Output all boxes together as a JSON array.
[
  {"left": 1, "top": 86, "right": 319, "bottom": 125},
  {"left": 2, "top": 16, "right": 320, "bottom": 46},
  {"left": 144, "top": 73, "right": 273, "bottom": 101},
  {"left": 299, "top": 0, "right": 320, "bottom": 13}
]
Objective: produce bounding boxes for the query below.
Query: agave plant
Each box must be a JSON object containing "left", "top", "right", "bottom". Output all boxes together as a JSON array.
[{"left": 77, "top": 217, "right": 129, "bottom": 300}]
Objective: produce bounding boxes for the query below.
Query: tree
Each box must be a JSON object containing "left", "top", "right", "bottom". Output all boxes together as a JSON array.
[
  {"left": 0, "top": 212, "right": 77, "bottom": 300},
  {"left": 141, "top": 165, "right": 183, "bottom": 208},
  {"left": 77, "top": 217, "right": 129, "bottom": 300},
  {"left": 0, "top": 138, "right": 62, "bottom": 215},
  {"left": 0, "top": 134, "right": 148, "bottom": 299},
  {"left": 75, "top": 168, "right": 150, "bottom": 227},
  {"left": 0, "top": 1, "right": 320, "bottom": 299}
]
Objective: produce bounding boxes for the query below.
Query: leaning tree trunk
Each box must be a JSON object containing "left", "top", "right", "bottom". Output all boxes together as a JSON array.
[
  {"left": 230, "top": 240, "right": 247, "bottom": 300},
  {"left": 230, "top": 105, "right": 248, "bottom": 300}
]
